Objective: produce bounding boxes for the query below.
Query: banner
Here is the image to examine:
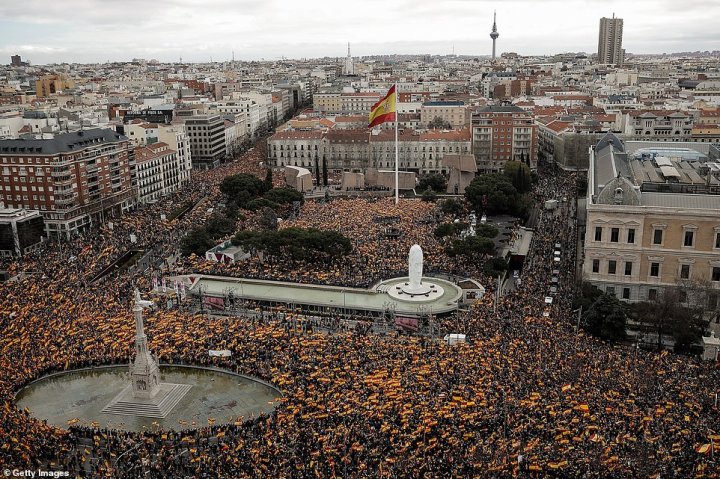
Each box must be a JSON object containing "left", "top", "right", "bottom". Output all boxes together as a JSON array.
[
  {"left": 203, "top": 296, "right": 225, "bottom": 311},
  {"left": 208, "top": 350, "right": 232, "bottom": 357},
  {"left": 395, "top": 315, "right": 419, "bottom": 331}
]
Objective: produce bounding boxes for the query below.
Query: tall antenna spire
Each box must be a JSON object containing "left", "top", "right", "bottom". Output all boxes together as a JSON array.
[
  {"left": 490, "top": 10, "right": 500, "bottom": 62},
  {"left": 348, "top": 42, "right": 351, "bottom": 56}
]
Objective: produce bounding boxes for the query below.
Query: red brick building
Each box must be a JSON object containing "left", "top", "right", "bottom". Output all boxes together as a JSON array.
[
  {"left": 0, "top": 129, "right": 134, "bottom": 238},
  {"left": 471, "top": 105, "right": 538, "bottom": 173}
]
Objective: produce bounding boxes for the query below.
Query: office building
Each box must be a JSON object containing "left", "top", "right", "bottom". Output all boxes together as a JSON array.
[
  {"left": 0, "top": 208, "right": 44, "bottom": 257},
  {"left": 184, "top": 115, "right": 225, "bottom": 169}
]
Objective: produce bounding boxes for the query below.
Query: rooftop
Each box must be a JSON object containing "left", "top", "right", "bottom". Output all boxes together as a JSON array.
[
  {"left": 476, "top": 105, "right": 527, "bottom": 114},
  {"left": 591, "top": 134, "right": 720, "bottom": 205},
  {"left": 0, "top": 129, "right": 126, "bottom": 155}
]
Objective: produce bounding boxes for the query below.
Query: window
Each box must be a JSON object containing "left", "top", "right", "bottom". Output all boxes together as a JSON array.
[
  {"left": 680, "top": 264, "right": 690, "bottom": 279},
  {"left": 592, "top": 259, "right": 600, "bottom": 273},
  {"left": 648, "top": 289, "right": 657, "bottom": 300},
  {"left": 708, "top": 293, "right": 718, "bottom": 310},
  {"left": 679, "top": 291, "right": 687, "bottom": 303},
  {"left": 627, "top": 229, "right": 635, "bottom": 244},
  {"left": 715, "top": 232, "right": 720, "bottom": 249},
  {"left": 622, "top": 288, "right": 630, "bottom": 300},
  {"left": 624, "top": 262, "right": 633, "bottom": 275},
  {"left": 713, "top": 267, "right": 720, "bottom": 282},
  {"left": 650, "top": 262, "right": 660, "bottom": 277},
  {"left": 610, "top": 228, "right": 619, "bottom": 243},
  {"left": 594, "top": 227, "right": 602, "bottom": 242},
  {"left": 653, "top": 229, "right": 663, "bottom": 245},
  {"left": 683, "top": 231, "right": 694, "bottom": 247},
  {"left": 606, "top": 286, "right": 615, "bottom": 296},
  {"left": 608, "top": 260, "right": 617, "bottom": 275}
]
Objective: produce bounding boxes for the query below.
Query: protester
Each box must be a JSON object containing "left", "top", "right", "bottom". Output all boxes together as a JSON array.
[{"left": 0, "top": 140, "right": 718, "bottom": 478}]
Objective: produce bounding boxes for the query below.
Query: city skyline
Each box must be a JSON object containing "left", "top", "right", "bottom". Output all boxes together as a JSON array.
[{"left": 1, "top": 0, "right": 720, "bottom": 64}]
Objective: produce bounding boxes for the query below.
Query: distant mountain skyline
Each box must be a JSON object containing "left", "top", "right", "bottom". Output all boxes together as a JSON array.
[{"left": 1, "top": 0, "right": 719, "bottom": 65}]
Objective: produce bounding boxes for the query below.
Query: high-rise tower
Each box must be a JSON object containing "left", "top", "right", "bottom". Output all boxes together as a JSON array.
[
  {"left": 490, "top": 11, "right": 499, "bottom": 61},
  {"left": 598, "top": 14, "right": 624, "bottom": 66},
  {"left": 343, "top": 42, "right": 355, "bottom": 75}
]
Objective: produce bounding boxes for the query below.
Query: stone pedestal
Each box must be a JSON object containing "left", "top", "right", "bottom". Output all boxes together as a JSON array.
[{"left": 102, "top": 290, "right": 190, "bottom": 418}]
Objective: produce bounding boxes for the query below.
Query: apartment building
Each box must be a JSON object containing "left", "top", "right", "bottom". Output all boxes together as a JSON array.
[
  {"left": 471, "top": 105, "right": 538, "bottom": 173},
  {"left": 598, "top": 16, "right": 624, "bottom": 66},
  {"left": 0, "top": 129, "right": 134, "bottom": 237},
  {"left": 134, "top": 142, "right": 189, "bottom": 204},
  {"left": 584, "top": 133, "right": 720, "bottom": 305}
]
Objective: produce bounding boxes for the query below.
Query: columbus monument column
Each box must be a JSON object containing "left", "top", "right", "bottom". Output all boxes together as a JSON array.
[{"left": 102, "top": 290, "right": 191, "bottom": 418}]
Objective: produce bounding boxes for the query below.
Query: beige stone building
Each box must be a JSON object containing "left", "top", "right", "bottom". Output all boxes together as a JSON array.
[
  {"left": 267, "top": 128, "right": 471, "bottom": 175},
  {"left": 584, "top": 133, "right": 720, "bottom": 307},
  {"left": 313, "top": 92, "right": 342, "bottom": 114},
  {"left": 35, "top": 75, "right": 75, "bottom": 98},
  {"left": 420, "top": 101, "right": 471, "bottom": 129}
]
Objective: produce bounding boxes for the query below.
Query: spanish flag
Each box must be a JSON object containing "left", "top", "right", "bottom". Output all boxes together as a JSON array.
[
  {"left": 695, "top": 443, "right": 712, "bottom": 454},
  {"left": 368, "top": 85, "right": 397, "bottom": 128}
]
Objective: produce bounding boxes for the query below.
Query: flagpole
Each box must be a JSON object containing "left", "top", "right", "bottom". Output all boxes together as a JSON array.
[{"left": 394, "top": 81, "right": 399, "bottom": 205}]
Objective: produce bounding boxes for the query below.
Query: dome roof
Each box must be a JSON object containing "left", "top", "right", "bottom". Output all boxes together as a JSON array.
[{"left": 596, "top": 175, "right": 640, "bottom": 206}]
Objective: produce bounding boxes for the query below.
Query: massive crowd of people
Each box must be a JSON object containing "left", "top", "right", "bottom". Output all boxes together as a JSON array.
[{"left": 0, "top": 138, "right": 719, "bottom": 478}]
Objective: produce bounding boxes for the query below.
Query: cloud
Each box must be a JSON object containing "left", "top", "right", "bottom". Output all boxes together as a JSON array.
[
  {"left": 0, "top": 44, "right": 68, "bottom": 54},
  {"left": 0, "top": 0, "right": 718, "bottom": 63}
]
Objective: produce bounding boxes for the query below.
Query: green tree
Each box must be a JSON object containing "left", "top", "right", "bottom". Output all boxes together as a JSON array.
[
  {"left": 205, "top": 214, "right": 235, "bottom": 238},
  {"left": 483, "top": 256, "right": 508, "bottom": 277},
  {"left": 465, "top": 173, "right": 526, "bottom": 216},
  {"left": 264, "top": 168, "right": 273, "bottom": 191},
  {"left": 572, "top": 281, "right": 603, "bottom": 311},
  {"left": 232, "top": 227, "right": 352, "bottom": 261},
  {"left": 417, "top": 173, "right": 447, "bottom": 194},
  {"left": 223, "top": 202, "right": 241, "bottom": 221},
  {"left": 258, "top": 207, "right": 278, "bottom": 231},
  {"left": 433, "top": 223, "right": 456, "bottom": 238},
  {"left": 629, "top": 285, "right": 706, "bottom": 353},
  {"left": 322, "top": 157, "right": 328, "bottom": 187},
  {"left": 475, "top": 223, "right": 499, "bottom": 239},
  {"left": 181, "top": 227, "right": 215, "bottom": 257},
  {"left": 245, "top": 198, "right": 279, "bottom": 212},
  {"left": 445, "top": 235, "right": 495, "bottom": 258},
  {"left": 219, "top": 173, "right": 267, "bottom": 208},
  {"left": 428, "top": 116, "right": 452, "bottom": 129},
  {"left": 421, "top": 188, "right": 437, "bottom": 202},
  {"left": 264, "top": 187, "right": 305, "bottom": 206},
  {"left": 582, "top": 293, "right": 627, "bottom": 342},
  {"left": 440, "top": 198, "right": 464, "bottom": 216},
  {"left": 503, "top": 161, "right": 532, "bottom": 194},
  {"left": 314, "top": 156, "right": 321, "bottom": 187}
]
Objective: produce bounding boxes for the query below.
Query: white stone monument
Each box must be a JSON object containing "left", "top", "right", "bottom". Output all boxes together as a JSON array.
[
  {"left": 702, "top": 331, "right": 720, "bottom": 361},
  {"left": 130, "top": 289, "right": 160, "bottom": 398},
  {"left": 102, "top": 290, "right": 191, "bottom": 418},
  {"left": 387, "top": 244, "right": 444, "bottom": 302}
]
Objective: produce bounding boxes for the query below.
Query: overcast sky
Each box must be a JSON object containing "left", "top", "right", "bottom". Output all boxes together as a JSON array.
[{"left": 1, "top": 0, "right": 719, "bottom": 65}]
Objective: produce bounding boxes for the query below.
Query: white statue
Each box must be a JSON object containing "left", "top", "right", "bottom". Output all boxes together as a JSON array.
[
  {"left": 408, "top": 244, "right": 425, "bottom": 292},
  {"left": 134, "top": 288, "right": 154, "bottom": 310}
]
